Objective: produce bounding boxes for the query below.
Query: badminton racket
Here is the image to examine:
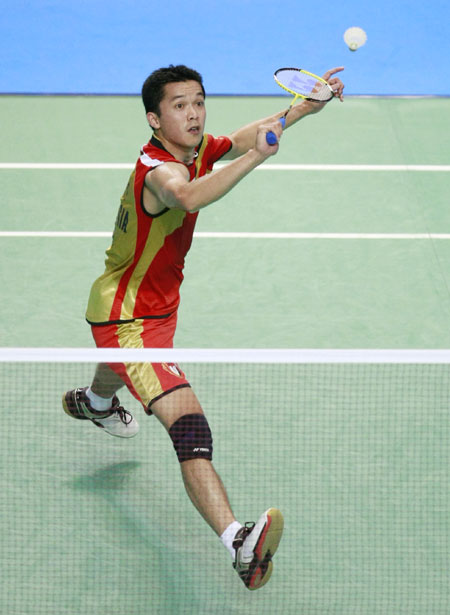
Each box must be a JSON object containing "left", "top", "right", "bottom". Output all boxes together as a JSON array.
[{"left": 266, "top": 68, "right": 334, "bottom": 145}]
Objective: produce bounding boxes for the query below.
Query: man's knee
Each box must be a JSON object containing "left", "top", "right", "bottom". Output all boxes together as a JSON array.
[{"left": 168, "top": 413, "right": 213, "bottom": 463}]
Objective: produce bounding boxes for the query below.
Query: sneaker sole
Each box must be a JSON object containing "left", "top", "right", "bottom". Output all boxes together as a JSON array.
[
  {"left": 248, "top": 508, "right": 284, "bottom": 590},
  {"left": 248, "top": 559, "right": 273, "bottom": 590}
]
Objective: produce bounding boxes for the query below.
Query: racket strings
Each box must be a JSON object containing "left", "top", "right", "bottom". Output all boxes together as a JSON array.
[
  {"left": 275, "top": 69, "right": 333, "bottom": 102},
  {"left": 309, "top": 82, "right": 333, "bottom": 101}
]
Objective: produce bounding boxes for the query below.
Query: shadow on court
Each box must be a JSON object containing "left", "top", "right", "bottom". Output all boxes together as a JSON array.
[
  {"left": 70, "top": 460, "right": 142, "bottom": 492},
  {"left": 67, "top": 460, "right": 206, "bottom": 614}
]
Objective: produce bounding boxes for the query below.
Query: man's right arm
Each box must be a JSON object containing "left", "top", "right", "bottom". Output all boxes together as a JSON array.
[{"left": 143, "top": 121, "right": 283, "bottom": 215}]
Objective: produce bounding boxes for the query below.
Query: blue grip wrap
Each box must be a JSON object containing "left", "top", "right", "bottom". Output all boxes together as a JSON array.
[
  {"left": 266, "top": 132, "right": 278, "bottom": 145},
  {"left": 266, "top": 116, "right": 286, "bottom": 145}
]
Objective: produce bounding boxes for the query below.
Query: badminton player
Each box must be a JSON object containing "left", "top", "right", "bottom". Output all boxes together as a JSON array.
[{"left": 63, "top": 64, "right": 344, "bottom": 590}]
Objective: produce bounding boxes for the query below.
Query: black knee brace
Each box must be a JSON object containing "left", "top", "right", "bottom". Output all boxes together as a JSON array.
[{"left": 168, "top": 413, "right": 213, "bottom": 463}]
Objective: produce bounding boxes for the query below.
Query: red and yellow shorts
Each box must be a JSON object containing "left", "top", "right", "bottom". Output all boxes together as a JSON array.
[{"left": 91, "top": 313, "right": 190, "bottom": 413}]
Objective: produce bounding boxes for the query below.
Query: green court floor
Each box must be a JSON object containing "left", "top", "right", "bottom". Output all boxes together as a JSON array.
[
  {"left": 1, "top": 95, "right": 449, "bottom": 614},
  {"left": 1, "top": 96, "right": 450, "bottom": 348}
]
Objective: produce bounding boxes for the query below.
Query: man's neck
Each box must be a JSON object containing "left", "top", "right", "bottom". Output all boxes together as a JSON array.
[{"left": 152, "top": 132, "right": 197, "bottom": 165}]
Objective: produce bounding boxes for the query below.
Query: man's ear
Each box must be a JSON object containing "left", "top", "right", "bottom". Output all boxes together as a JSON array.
[{"left": 146, "top": 111, "right": 160, "bottom": 130}]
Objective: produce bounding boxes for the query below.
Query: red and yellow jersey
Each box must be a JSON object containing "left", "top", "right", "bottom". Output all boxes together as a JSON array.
[{"left": 86, "top": 133, "right": 232, "bottom": 325}]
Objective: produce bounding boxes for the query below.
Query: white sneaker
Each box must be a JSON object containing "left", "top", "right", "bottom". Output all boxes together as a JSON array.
[
  {"left": 91, "top": 409, "right": 140, "bottom": 438},
  {"left": 62, "top": 387, "right": 139, "bottom": 438},
  {"left": 232, "top": 508, "right": 284, "bottom": 590}
]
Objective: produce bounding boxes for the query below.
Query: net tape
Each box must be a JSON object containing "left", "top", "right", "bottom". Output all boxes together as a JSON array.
[{"left": 4, "top": 347, "right": 450, "bottom": 363}]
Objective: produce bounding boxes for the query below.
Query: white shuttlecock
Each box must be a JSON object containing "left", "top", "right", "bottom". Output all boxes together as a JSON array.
[{"left": 344, "top": 27, "right": 367, "bottom": 51}]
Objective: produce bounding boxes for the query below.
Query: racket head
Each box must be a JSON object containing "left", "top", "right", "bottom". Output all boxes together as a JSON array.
[{"left": 274, "top": 68, "right": 334, "bottom": 103}]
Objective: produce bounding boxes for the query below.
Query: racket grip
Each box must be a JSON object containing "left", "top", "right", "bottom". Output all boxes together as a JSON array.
[{"left": 266, "top": 117, "right": 286, "bottom": 145}]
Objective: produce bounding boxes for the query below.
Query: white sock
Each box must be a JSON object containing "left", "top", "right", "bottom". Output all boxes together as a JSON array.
[
  {"left": 86, "top": 387, "right": 114, "bottom": 412},
  {"left": 220, "top": 521, "right": 243, "bottom": 559}
]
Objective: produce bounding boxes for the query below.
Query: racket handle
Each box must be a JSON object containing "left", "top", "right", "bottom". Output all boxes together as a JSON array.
[{"left": 266, "top": 117, "right": 286, "bottom": 145}]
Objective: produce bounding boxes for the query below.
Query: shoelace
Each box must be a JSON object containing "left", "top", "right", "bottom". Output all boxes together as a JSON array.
[
  {"left": 112, "top": 404, "right": 133, "bottom": 425},
  {"left": 233, "top": 522, "right": 256, "bottom": 560}
]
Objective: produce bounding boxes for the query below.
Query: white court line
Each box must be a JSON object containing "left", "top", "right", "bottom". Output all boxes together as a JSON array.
[
  {"left": 1, "top": 164, "right": 448, "bottom": 239},
  {"left": 0, "top": 162, "right": 450, "bottom": 171},
  {"left": 1, "top": 231, "right": 450, "bottom": 239},
  {"left": 0, "top": 163, "right": 134, "bottom": 170}
]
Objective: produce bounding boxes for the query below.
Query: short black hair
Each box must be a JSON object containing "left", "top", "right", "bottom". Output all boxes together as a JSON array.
[{"left": 141, "top": 65, "right": 205, "bottom": 115}]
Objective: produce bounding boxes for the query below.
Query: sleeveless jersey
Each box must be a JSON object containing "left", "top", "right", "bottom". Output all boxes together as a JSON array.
[{"left": 86, "top": 133, "right": 232, "bottom": 325}]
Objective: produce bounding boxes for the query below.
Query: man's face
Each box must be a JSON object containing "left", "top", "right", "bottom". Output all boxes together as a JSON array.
[{"left": 148, "top": 80, "right": 206, "bottom": 151}]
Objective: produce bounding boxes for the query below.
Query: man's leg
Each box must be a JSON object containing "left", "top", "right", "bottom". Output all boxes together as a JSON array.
[
  {"left": 150, "top": 386, "right": 235, "bottom": 536},
  {"left": 90, "top": 363, "right": 125, "bottom": 398},
  {"left": 150, "top": 386, "right": 284, "bottom": 590}
]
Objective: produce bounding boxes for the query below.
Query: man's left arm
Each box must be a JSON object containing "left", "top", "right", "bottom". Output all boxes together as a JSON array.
[{"left": 223, "top": 67, "right": 344, "bottom": 160}]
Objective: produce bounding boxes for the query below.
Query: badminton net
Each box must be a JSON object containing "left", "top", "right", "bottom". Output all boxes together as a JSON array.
[{"left": 1, "top": 347, "right": 449, "bottom": 615}]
